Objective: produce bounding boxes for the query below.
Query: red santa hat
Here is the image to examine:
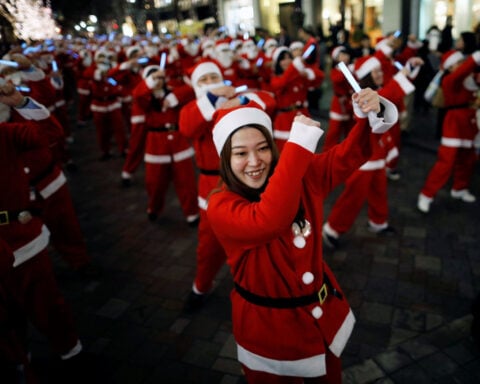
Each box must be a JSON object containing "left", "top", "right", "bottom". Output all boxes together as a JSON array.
[
  {"left": 375, "top": 36, "right": 393, "bottom": 56},
  {"left": 212, "top": 101, "right": 273, "bottom": 155},
  {"left": 125, "top": 45, "right": 141, "bottom": 59},
  {"left": 190, "top": 61, "right": 223, "bottom": 86},
  {"left": 142, "top": 65, "right": 161, "bottom": 80},
  {"left": 331, "top": 46, "right": 347, "bottom": 60},
  {"left": 441, "top": 50, "right": 464, "bottom": 70},
  {"left": 354, "top": 55, "right": 381, "bottom": 79},
  {"left": 289, "top": 41, "right": 304, "bottom": 52},
  {"left": 215, "top": 38, "right": 232, "bottom": 52}
]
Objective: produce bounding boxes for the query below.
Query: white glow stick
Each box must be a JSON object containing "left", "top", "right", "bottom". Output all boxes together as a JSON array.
[
  {"left": 159, "top": 52, "right": 167, "bottom": 70},
  {"left": 0, "top": 59, "right": 19, "bottom": 68},
  {"left": 337, "top": 61, "right": 361, "bottom": 92},
  {"left": 302, "top": 44, "right": 315, "bottom": 59},
  {"left": 234, "top": 85, "right": 248, "bottom": 93},
  {"left": 51, "top": 60, "right": 58, "bottom": 72}
]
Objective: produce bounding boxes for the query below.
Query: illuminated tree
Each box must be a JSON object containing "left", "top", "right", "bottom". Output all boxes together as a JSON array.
[{"left": 0, "top": 0, "right": 58, "bottom": 41}]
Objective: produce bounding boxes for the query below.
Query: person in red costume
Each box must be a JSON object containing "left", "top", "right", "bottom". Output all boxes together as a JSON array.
[
  {"left": 130, "top": 64, "right": 199, "bottom": 224},
  {"left": 417, "top": 49, "right": 480, "bottom": 213},
  {"left": 323, "top": 55, "right": 415, "bottom": 247},
  {"left": 263, "top": 45, "right": 324, "bottom": 152},
  {"left": 322, "top": 46, "right": 355, "bottom": 152},
  {"left": 206, "top": 90, "right": 397, "bottom": 383},
  {"left": 0, "top": 83, "right": 83, "bottom": 379},
  {"left": 179, "top": 61, "right": 276, "bottom": 310},
  {"left": 85, "top": 49, "right": 127, "bottom": 160}
]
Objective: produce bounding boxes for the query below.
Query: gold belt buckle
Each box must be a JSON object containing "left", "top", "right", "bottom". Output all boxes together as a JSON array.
[
  {"left": 318, "top": 283, "right": 328, "bottom": 305},
  {"left": 0, "top": 211, "right": 9, "bottom": 225}
]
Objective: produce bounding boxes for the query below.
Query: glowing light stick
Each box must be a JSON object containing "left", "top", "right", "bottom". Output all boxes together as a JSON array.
[
  {"left": 337, "top": 61, "right": 361, "bottom": 92},
  {"left": 51, "top": 60, "right": 58, "bottom": 72},
  {"left": 137, "top": 57, "right": 149, "bottom": 65},
  {"left": 159, "top": 52, "right": 167, "bottom": 70},
  {"left": 234, "top": 85, "right": 248, "bottom": 93},
  {"left": 16, "top": 85, "right": 31, "bottom": 92},
  {"left": 107, "top": 78, "right": 118, "bottom": 86},
  {"left": 302, "top": 44, "right": 315, "bottom": 59},
  {"left": 0, "top": 59, "right": 19, "bottom": 68},
  {"left": 256, "top": 57, "right": 263, "bottom": 67}
]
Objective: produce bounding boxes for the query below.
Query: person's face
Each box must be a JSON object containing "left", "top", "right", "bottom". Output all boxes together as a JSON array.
[
  {"left": 371, "top": 66, "right": 383, "bottom": 86},
  {"left": 197, "top": 72, "right": 222, "bottom": 86},
  {"left": 230, "top": 127, "right": 272, "bottom": 189},
  {"left": 279, "top": 53, "right": 292, "bottom": 72}
]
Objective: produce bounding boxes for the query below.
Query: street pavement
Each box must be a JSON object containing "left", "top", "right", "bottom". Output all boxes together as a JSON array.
[{"left": 28, "top": 86, "right": 480, "bottom": 383}]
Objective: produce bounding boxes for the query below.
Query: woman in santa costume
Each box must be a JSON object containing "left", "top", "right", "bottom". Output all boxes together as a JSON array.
[
  {"left": 179, "top": 61, "right": 276, "bottom": 310},
  {"left": 417, "top": 49, "right": 480, "bottom": 213},
  {"left": 263, "top": 45, "right": 324, "bottom": 152},
  {"left": 323, "top": 55, "right": 411, "bottom": 247},
  {"left": 322, "top": 46, "right": 355, "bottom": 152},
  {"left": 131, "top": 65, "right": 199, "bottom": 224},
  {"left": 206, "top": 90, "right": 397, "bottom": 383}
]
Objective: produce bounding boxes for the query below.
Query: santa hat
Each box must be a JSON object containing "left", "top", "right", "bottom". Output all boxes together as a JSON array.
[
  {"left": 331, "top": 46, "right": 347, "bottom": 60},
  {"left": 375, "top": 37, "right": 393, "bottom": 56},
  {"left": 441, "top": 50, "right": 464, "bottom": 70},
  {"left": 215, "top": 39, "right": 232, "bottom": 52},
  {"left": 289, "top": 41, "right": 304, "bottom": 51},
  {"left": 142, "top": 65, "right": 161, "bottom": 80},
  {"left": 272, "top": 46, "right": 289, "bottom": 66},
  {"left": 190, "top": 61, "right": 222, "bottom": 86},
  {"left": 125, "top": 45, "right": 141, "bottom": 59},
  {"left": 212, "top": 101, "right": 272, "bottom": 155},
  {"left": 201, "top": 39, "right": 215, "bottom": 51},
  {"left": 264, "top": 38, "right": 278, "bottom": 50},
  {"left": 94, "top": 49, "right": 108, "bottom": 62},
  {"left": 354, "top": 55, "right": 381, "bottom": 79}
]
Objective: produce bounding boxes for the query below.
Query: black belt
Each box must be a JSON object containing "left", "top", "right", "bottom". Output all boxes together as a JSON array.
[
  {"left": 148, "top": 124, "right": 178, "bottom": 132},
  {"left": 198, "top": 168, "right": 220, "bottom": 176},
  {"left": 0, "top": 209, "right": 39, "bottom": 225},
  {"left": 234, "top": 274, "right": 342, "bottom": 309}
]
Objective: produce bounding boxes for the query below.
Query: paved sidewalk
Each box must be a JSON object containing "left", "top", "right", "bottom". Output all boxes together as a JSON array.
[{"left": 28, "top": 98, "right": 480, "bottom": 383}]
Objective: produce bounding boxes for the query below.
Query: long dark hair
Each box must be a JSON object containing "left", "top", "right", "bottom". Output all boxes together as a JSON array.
[
  {"left": 218, "top": 124, "right": 279, "bottom": 202},
  {"left": 275, "top": 50, "right": 293, "bottom": 75}
]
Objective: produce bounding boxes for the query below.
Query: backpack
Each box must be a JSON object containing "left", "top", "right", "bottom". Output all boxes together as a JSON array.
[{"left": 424, "top": 70, "right": 445, "bottom": 108}]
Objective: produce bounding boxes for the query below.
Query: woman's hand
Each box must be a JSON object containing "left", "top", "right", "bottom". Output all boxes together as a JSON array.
[
  {"left": 0, "top": 80, "right": 26, "bottom": 108},
  {"left": 352, "top": 88, "right": 381, "bottom": 115},
  {"left": 293, "top": 114, "right": 321, "bottom": 129},
  {"left": 209, "top": 85, "right": 236, "bottom": 99}
]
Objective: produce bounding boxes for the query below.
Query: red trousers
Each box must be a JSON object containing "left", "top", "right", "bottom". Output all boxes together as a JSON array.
[
  {"left": 421, "top": 145, "right": 477, "bottom": 198},
  {"left": 3, "top": 250, "right": 79, "bottom": 356},
  {"left": 122, "top": 124, "right": 147, "bottom": 175},
  {"left": 92, "top": 109, "right": 127, "bottom": 155},
  {"left": 327, "top": 168, "right": 389, "bottom": 234},
  {"left": 39, "top": 184, "right": 90, "bottom": 270},
  {"left": 145, "top": 158, "right": 198, "bottom": 220},
  {"left": 194, "top": 174, "right": 226, "bottom": 293}
]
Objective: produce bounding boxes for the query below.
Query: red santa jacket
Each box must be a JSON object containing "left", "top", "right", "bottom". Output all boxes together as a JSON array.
[
  {"left": 207, "top": 117, "right": 375, "bottom": 376},
  {"left": 441, "top": 52, "right": 480, "bottom": 146}
]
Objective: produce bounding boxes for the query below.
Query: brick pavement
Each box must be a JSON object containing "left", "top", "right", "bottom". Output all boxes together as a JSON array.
[{"left": 27, "top": 94, "right": 480, "bottom": 383}]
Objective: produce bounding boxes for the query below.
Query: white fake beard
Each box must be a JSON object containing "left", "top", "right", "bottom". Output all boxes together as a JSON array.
[
  {"left": 0, "top": 103, "right": 11, "bottom": 123},
  {"left": 193, "top": 81, "right": 224, "bottom": 99},
  {"left": 215, "top": 52, "right": 233, "bottom": 68}
]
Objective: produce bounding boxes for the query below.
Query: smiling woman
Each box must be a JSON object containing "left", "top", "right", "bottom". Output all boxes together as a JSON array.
[{"left": 207, "top": 92, "right": 398, "bottom": 383}]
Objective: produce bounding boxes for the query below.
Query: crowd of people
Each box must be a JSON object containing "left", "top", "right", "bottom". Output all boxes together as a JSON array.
[{"left": 1, "top": 21, "right": 479, "bottom": 383}]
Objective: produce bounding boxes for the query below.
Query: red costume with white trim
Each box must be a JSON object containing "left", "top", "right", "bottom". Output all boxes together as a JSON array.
[
  {"left": 420, "top": 51, "right": 480, "bottom": 199},
  {"left": 207, "top": 107, "right": 393, "bottom": 379}
]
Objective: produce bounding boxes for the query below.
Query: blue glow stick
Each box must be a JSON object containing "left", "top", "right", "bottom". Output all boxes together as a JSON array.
[
  {"left": 337, "top": 62, "right": 361, "bottom": 92},
  {"left": 51, "top": 60, "right": 58, "bottom": 72},
  {"left": 257, "top": 38, "right": 265, "bottom": 48},
  {"left": 16, "top": 85, "right": 31, "bottom": 92},
  {"left": 137, "top": 57, "right": 149, "bottom": 65},
  {"left": 256, "top": 57, "right": 263, "bottom": 67},
  {"left": 0, "top": 59, "right": 19, "bottom": 68},
  {"left": 224, "top": 80, "right": 232, "bottom": 86},
  {"left": 107, "top": 77, "right": 117, "bottom": 86},
  {"left": 159, "top": 52, "right": 167, "bottom": 70},
  {"left": 234, "top": 85, "right": 248, "bottom": 93},
  {"left": 394, "top": 61, "right": 403, "bottom": 70},
  {"left": 302, "top": 44, "right": 315, "bottom": 59}
]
